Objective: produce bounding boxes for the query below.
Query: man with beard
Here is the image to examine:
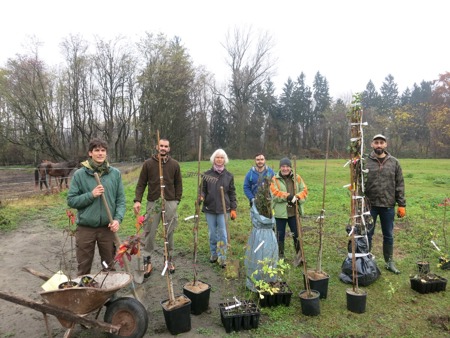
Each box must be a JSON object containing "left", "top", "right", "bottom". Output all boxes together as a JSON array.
[
  {"left": 243, "top": 153, "right": 275, "bottom": 207},
  {"left": 365, "top": 134, "right": 406, "bottom": 274},
  {"left": 133, "top": 138, "right": 182, "bottom": 277}
]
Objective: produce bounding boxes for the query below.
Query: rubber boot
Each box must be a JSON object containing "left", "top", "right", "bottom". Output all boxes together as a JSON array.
[
  {"left": 143, "top": 256, "right": 152, "bottom": 278},
  {"left": 383, "top": 244, "right": 400, "bottom": 274},
  {"left": 278, "top": 242, "right": 285, "bottom": 259}
]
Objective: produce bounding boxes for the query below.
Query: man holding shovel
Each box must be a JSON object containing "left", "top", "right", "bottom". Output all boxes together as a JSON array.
[
  {"left": 270, "top": 158, "right": 308, "bottom": 263},
  {"left": 67, "top": 138, "right": 126, "bottom": 276},
  {"left": 133, "top": 138, "right": 182, "bottom": 277}
]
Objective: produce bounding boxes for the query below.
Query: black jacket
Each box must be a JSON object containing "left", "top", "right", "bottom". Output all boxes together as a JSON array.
[{"left": 201, "top": 168, "right": 237, "bottom": 214}]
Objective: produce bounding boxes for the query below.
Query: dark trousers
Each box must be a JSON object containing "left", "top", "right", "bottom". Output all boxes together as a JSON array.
[
  {"left": 368, "top": 206, "right": 395, "bottom": 247},
  {"left": 275, "top": 216, "right": 298, "bottom": 243},
  {"left": 75, "top": 225, "right": 116, "bottom": 276}
]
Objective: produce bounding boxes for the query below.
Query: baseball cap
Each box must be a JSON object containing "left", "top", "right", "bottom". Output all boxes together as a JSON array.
[{"left": 372, "top": 134, "right": 387, "bottom": 141}]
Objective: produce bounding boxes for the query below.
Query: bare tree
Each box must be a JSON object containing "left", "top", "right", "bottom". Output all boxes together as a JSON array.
[
  {"left": 222, "top": 26, "right": 276, "bottom": 158},
  {"left": 0, "top": 45, "right": 70, "bottom": 161},
  {"left": 93, "top": 36, "right": 138, "bottom": 160}
]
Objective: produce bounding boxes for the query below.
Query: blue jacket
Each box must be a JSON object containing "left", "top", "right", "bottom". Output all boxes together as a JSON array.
[{"left": 243, "top": 165, "right": 275, "bottom": 202}]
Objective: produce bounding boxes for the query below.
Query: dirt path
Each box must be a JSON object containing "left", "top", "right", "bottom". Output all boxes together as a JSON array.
[{"left": 0, "top": 219, "right": 251, "bottom": 338}]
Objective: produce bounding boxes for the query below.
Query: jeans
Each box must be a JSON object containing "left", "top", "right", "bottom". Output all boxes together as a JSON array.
[
  {"left": 275, "top": 216, "right": 298, "bottom": 243},
  {"left": 368, "top": 206, "right": 395, "bottom": 247},
  {"left": 205, "top": 213, "right": 228, "bottom": 260}
]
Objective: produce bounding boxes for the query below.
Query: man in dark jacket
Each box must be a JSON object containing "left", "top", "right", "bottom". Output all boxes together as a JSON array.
[
  {"left": 68, "top": 138, "right": 126, "bottom": 276},
  {"left": 365, "top": 134, "right": 406, "bottom": 274},
  {"left": 133, "top": 138, "right": 182, "bottom": 276}
]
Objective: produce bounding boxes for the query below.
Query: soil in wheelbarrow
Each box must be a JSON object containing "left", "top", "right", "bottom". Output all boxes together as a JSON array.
[{"left": 0, "top": 219, "right": 251, "bottom": 338}]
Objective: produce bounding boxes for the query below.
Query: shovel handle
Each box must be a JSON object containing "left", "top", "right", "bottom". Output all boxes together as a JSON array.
[{"left": 220, "top": 186, "right": 231, "bottom": 244}]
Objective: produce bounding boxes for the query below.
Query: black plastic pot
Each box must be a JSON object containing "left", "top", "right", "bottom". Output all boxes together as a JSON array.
[
  {"left": 258, "top": 282, "right": 293, "bottom": 307},
  {"left": 416, "top": 261, "right": 430, "bottom": 275},
  {"left": 219, "top": 300, "right": 259, "bottom": 333},
  {"left": 346, "top": 288, "right": 367, "bottom": 314},
  {"left": 160, "top": 295, "right": 191, "bottom": 335},
  {"left": 299, "top": 290, "right": 320, "bottom": 316},
  {"left": 410, "top": 276, "right": 447, "bottom": 294},
  {"left": 303, "top": 270, "right": 330, "bottom": 299},
  {"left": 183, "top": 281, "right": 211, "bottom": 315},
  {"left": 58, "top": 281, "right": 78, "bottom": 289}
]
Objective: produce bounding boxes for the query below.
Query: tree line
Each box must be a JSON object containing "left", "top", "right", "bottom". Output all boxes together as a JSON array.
[{"left": 0, "top": 28, "right": 449, "bottom": 165}]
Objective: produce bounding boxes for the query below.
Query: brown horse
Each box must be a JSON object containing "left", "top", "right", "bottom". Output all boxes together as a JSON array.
[{"left": 35, "top": 160, "right": 79, "bottom": 190}]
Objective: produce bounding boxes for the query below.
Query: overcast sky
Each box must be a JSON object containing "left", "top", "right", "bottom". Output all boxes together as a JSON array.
[{"left": 1, "top": 0, "right": 448, "bottom": 99}]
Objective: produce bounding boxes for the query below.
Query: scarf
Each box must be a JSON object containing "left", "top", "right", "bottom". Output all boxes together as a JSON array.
[
  {"left": 82, "top": 159, "right": 110, "bottom": 176},
  {"left": 214, "top": 164, "right": 225, "bottom": 174}
]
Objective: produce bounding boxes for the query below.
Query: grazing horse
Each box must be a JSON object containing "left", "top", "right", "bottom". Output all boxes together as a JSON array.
[{"left": 35, "top": 160, "right": 79, "bottom": 191}]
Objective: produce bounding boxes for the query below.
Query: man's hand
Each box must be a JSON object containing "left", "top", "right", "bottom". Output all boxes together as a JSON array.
[
  {"left": 133, "top": 201, "right": 141, "bottom": 215},
  {"left": 397, "top": 207, "right": 406, "bottom": 218},
  {"left": 92, "top": 184, "right": 104, "bottom": 198},
  {"left": 109, "top": 220, "right": 120, "bottom": 233},
  {"left": 230, "top": 210, "right": 237, "bottom": 220}
]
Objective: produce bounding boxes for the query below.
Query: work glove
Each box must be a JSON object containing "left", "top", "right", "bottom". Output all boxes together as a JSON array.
[
  {"left": 397, "top": 206, "right": 406, "bottom": 218},
  {"left": 249, "top": 198, "right": 255, "bottom": 207},
  {"left": 287, "top": 194, "right": 297, "bottom": 204},
  {"left": 230, "top": 210, "right": 237, "bottom": 220}
]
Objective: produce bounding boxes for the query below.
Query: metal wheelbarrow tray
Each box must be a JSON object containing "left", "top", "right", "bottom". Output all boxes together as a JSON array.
[{"left": 0, "top": 271, "right": 148, "bottom": 338}]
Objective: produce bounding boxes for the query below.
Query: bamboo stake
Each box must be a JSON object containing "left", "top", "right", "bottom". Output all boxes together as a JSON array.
[
  {"left": 156, "top": 130, "right": 175, "bottom": 304},
  {"left": 192, "top": 136, "right": 202, "bottom": 285},
  {"left": 316, "top": 129, "right": 330, "bottom": 273}
]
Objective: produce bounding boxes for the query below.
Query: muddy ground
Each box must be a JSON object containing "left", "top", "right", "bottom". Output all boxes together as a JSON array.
[
  {"left": 0, "top": 218, "right": 254, "bottom": 338},
  {"left": 0, "top": 165, "right": 254, "bottom": 338}
]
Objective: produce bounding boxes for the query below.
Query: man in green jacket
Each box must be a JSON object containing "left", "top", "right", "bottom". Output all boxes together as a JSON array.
[
  {"left": 68, "top": 138, "right": 126, "bottom": 276},
  {"left": 365, "top": 134, "right": 406, "bottom": 274}
]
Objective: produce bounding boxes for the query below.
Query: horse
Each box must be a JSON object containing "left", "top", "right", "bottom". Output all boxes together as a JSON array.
[{"left": 35, "top": 160, "right": 80, "bottom": 191}]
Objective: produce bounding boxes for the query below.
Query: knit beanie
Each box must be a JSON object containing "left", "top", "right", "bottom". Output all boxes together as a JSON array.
[{"left": 279, "top": 157, "right": 292, "bottom": 167}]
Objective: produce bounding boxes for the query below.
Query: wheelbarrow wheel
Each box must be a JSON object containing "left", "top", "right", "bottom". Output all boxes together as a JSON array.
[{"left": 104, "top": 297, "right": 148, "bottom": 338}]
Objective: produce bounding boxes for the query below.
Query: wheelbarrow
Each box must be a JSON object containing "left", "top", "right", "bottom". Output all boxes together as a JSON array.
[{"left": 0, "top": 270, "right": 148, "bottom": 338}]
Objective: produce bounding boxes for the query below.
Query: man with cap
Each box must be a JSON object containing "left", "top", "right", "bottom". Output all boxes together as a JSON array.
[
  {"left": 365, "top": 134, "right": 406, "bottom": 274},
  {"left": 270, "top": 157, "right": 308, "bottom": 261}
]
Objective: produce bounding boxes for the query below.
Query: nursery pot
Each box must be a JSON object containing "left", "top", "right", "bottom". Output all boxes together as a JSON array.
[
  {"left": 183, "top": 280, "right": 211, "bottom": 315},
  {"left": 160, "top": 295, "right": 192, "bottom": 335},
  {"left": 304, "top": 270, "right": 330, "bottom": 299},
  {"left": 346, "top": 288, "right": 367, "bottom": 314},
  {"left": 58, "top": 281, "right": 78, "bottom": 289},
  {"left": 416, "top": 261, "right": 430, "bottom": 275},
  {"left": 299, "top": 290, "right": 320, "bottom": 316}
]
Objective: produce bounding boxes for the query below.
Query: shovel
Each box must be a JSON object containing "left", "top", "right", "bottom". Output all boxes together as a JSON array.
[
  {"left": 133, "top": 215, "right": 145, "bottom": 284},
  {"left": 293, "top": 158, "right": 304, "bottom": 268},
  {"left": 220, "top": 186, "right": 239, "bottom": 279},
  {"left": 93, "top": 173, "right": 144, "bottom": 302}
]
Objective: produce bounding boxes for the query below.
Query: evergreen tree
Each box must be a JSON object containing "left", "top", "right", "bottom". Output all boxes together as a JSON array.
[{"left": 209, "top": 96, "right": 228, "bottom": 149}]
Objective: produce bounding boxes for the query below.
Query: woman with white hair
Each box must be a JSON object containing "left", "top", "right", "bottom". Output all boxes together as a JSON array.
[{"left": 200, "top": 149, "right": 237, "bottom": 268}]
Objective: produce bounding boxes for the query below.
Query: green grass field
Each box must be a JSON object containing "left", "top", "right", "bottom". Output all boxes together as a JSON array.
[{"left": 1, "top": 158, "right": 449, "bottom": 337}]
